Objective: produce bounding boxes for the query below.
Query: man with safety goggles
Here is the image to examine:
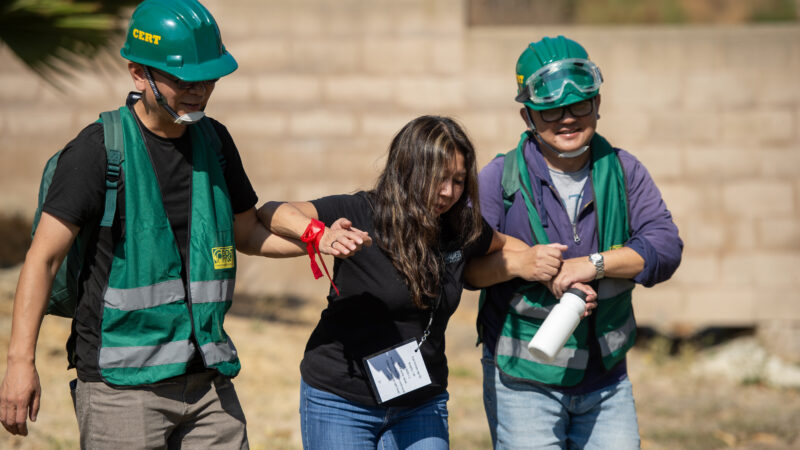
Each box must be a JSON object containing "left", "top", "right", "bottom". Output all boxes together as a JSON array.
[{"left": 466, "top": 36, "right": 683, "bottom": 449}]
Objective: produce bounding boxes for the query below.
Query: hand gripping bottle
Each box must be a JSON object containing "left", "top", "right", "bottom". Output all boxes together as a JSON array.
[{"left": 528, "top": 288, "right": 588, "bottom": 361}]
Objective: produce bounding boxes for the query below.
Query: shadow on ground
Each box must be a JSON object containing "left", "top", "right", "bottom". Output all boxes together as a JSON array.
[
  {"left": 228, "top": 292, "right": 311, "bottom": 325},
  {"left": 636, "top": 326, "right": 756, "bottom": 354}
]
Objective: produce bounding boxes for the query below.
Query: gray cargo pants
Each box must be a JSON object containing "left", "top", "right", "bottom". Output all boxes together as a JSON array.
[{"left": 71, "top": 370, "right": 248, "bottom": 449}]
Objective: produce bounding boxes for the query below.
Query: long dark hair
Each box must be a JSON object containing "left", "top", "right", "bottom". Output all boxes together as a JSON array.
[{"left": 370, "top": 115, "right": 483, "bottom": 309}]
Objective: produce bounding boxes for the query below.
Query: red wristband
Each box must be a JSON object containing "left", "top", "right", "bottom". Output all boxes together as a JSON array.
[{"left": 300, "top": 219, "right": 340, "bottom": 295}]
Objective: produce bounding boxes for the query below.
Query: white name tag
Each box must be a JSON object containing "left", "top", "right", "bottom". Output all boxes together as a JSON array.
[{"left": 363, "top": 339, "right": 432, "bottom": 404}]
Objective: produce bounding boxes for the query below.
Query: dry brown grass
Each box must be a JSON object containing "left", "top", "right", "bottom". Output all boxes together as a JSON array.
[
  {"left": 0, "top": 216, "right": 30, "bottom": 269},
  {"left": 1, "top": 266, "right": 798, "bottom": 449}
]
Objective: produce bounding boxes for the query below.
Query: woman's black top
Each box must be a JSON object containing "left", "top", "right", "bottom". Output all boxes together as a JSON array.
[{"left": 303, "top": 191, "right": 493, "bottom": 407}]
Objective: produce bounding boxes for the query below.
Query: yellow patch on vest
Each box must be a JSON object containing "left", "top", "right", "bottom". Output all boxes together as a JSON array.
[
  {"left": 610, "top": 244, "right": 624, "bottom": 250},
  {"left": 132, "top": 28, "right": 162, "bottom": 45},
  {"left": 517, "top": 74, "right": 525, "bottom": 85},
  {"left": 212, "top": 246, "right": 234, "bottom": 270}
]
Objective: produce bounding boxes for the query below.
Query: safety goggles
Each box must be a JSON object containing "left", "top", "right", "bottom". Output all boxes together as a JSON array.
[{"left": 521, "top": 58, "right": 603, "bottom": 105}]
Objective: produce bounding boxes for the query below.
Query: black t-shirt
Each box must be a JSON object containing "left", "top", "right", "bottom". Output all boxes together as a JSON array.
[
  {"left": 303, "top": 192, "right": 493, "bottom": 407},
  {"left": 43, "top": 100, "right": 257, "bottom": 381}
]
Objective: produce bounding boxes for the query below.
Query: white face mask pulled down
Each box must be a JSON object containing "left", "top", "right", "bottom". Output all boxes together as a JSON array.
[{"left": 171, "top": 111, "right": 205, "bottom": 124}]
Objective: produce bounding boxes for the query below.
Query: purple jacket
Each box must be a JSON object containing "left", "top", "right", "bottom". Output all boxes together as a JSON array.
[{"left": 478, "top": 136, "right": 683, "bottom": 390}]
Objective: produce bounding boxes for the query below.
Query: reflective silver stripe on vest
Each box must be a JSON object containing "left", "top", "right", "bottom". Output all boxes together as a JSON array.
[
  {"left": 104, "top": 279, "right": 185, "bottom": 311},
  {"left": 509, "top": 294, "right": 552, "bottom": 320},
  {"left": 597, "top": 278, "right": 635, "bottom": 300},
  {"left": 598, "top": 312, "right": 637, "bottom": 357},
  {"left": 189, "top": 279, "right": 235, "bottom": 304},
  {"left": 200, "top": 339, "right": 238, "bottom": 366},
  {"left": 98, "top": 339, "right": 195, "bottom": 369},
  {"left": 497, "top": 336, "right": 588, "bottom": 369}
]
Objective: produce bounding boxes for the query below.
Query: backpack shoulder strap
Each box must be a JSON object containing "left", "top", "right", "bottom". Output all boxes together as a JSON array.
[
  {"left": 499, "top": 148, "right": 520, "bottom": 213},
  {"left": 99, "top": 109, "right": 124, "bottom": 227},
  {"left": 498, "top": 131, "right": 537, "bottom": 213}
]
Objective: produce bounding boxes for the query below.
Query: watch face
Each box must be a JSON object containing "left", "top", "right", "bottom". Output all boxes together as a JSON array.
[{"left": 589, "top": 253, "right": 604, "bottom": 279}]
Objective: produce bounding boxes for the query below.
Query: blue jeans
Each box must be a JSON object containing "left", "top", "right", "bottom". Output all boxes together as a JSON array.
[
  {"left": 299, "top": 379, "right": 449, "bottom": 450},
  {"left": 482, "top": 346, "right": 640, "bottom": 450}
]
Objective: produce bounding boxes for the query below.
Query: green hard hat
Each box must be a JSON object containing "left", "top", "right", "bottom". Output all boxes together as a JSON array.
[
  {"left": 515, "top": 36, "right": 602, "bottom": 111},
  {"left": 120, "top": 0, "right": 237, "bottom": 82}
]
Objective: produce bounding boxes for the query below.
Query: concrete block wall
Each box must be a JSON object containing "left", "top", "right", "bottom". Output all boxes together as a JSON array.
[{"left": 0, "top": 0, "right": 798, "bottom": 332}]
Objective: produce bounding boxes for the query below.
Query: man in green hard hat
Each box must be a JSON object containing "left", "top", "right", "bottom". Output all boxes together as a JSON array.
[
  {"left": 466, "top": 36, "right": 683, "bottom": 448},
  {"left": 0, "top": 0, "right": 367, "bottom": 447}
]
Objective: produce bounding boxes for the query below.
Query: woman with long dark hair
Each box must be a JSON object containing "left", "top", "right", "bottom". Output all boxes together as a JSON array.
[{"left": 259, "top": 115, "right": 595, "bottom": 449}]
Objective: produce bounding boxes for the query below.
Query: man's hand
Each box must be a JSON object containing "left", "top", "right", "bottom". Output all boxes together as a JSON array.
[
  {"left": 549, "top": 256, "right": 597, "bottom": 298},
  {"left": 320, "top": 218, "right": 372, "bottom": 258},
  {"left": 0, "top": 361, "right": 41, "bottom": 436},
  {"left": 560, "top": 282, "right": 598, "bottom": 318},
  {"left": 511, "top": 243, "right": 568, "bottom": 282}
]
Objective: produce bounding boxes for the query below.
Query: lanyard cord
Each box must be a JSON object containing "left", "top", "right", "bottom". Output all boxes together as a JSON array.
[
  {"left": 416, "top": 236, "right": 451, "bottom": 352},
  {"left": 417, "top": 311, "right": 435, "bottom": 351},
  {"left": 416, "top": 285, "right": 443, "bottom": 352}
]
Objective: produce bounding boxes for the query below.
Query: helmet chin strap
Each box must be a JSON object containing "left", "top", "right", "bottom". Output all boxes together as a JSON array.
[
  {"left": 142, "top": 67, "right": 205, "bottom": 125},
  {"left": 524, "top": 108, "right": 589, "bottom": 159}
]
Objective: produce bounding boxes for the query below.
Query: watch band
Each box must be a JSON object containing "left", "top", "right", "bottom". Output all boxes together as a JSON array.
[{"left": 589, "top": 253, "right": 605, "bottom": 280}]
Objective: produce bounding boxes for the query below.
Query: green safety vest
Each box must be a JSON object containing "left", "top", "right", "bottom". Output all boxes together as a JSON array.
[
  {"left": 98, "top": 106, "right": 239, "bottom": 386},
  {"left": 493, "top": 132, "right": 637, "bottom": 387}
]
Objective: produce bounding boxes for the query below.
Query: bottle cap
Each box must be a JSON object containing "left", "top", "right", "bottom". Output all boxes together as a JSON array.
[{"left": 565, "top": 287, "right": 587, "bottom": 301}]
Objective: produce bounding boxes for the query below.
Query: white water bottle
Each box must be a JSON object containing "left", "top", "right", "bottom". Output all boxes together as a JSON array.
[{"left": 528, "top": 288, "right": 587, "bottom": 362}]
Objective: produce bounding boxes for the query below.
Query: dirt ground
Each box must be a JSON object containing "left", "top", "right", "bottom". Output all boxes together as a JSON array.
[{"left": 0, "top": 266, "right": 798, "bottom": 450}]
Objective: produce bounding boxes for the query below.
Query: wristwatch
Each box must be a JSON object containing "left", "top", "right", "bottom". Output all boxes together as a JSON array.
[{"left": 588, "top": 253, "right": 605, "bottom": 280}]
